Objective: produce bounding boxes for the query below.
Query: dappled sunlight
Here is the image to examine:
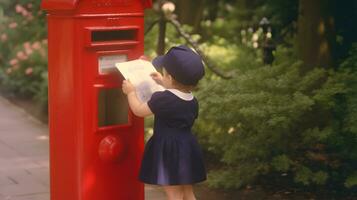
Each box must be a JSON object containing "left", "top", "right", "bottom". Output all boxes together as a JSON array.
[
  {"left": 319, "top": 41, "right": 329, "bottom": 57},
  {"left": 318, "top": 21, "right": 325, "bottom": 35},
  {"left": 36, "top": 135, "right": 49, "bottom": 140}
]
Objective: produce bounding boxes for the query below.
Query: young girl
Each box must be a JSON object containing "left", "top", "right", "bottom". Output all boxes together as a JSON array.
[{"left": 122, "top": 45, "right": 207, "bottom": 200}]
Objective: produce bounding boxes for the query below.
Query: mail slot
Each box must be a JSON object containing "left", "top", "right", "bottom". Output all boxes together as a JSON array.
[{"left": 92, "top": 29, "right": 138, "bottom": 42}]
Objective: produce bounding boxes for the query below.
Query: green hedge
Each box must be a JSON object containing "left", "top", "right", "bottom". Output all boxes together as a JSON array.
[
  {"left": 0, "top": 0, "right": 47, "bottom": 108},
  {"left": 194, "top": 46, "right": 357, "bottom": 195}
]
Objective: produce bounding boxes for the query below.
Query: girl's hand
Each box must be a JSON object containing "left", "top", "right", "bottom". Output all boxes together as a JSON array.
[
  {"left": 150, "top": 72, "right": 163, "bottom": 85},
  {"left": 122, "top": 80, "right": 135, "bottom": 95},
  {"left": 139, "top": 55, "right": 150, "bottom": 61}
]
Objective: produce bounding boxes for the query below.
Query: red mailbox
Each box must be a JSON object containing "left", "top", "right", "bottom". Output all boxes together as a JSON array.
[{"left": 41, "top": 1, "right": 151, "bottom": 200}]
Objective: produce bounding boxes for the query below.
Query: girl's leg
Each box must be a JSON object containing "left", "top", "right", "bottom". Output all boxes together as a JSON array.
[
  {"left": 183, "top": 185, "right": 196, "bottom": 200},
  {"left": 163, "top": 185, "right": 184, "bottom": 200}
]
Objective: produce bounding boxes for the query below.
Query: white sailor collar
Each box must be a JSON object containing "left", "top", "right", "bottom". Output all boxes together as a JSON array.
[{"left": 167, "top": 89, "right": 194, "bottom": 101}]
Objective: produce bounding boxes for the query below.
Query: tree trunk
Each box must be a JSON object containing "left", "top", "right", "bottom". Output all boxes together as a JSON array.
[
  {"left": 175, "top": 0, "right": 205, "bottom": 32},
  {"left": 205, "top": 0, "right": 220, "bottom": 21},
  {"left": 297, "top": 0, "right": 336, "bottom": 68},
  {"left": 156, "top": 14, "right": 166, "bottom": 56},
  {"left": 297, "top": 0, "right": 336, "bottom": 145}
]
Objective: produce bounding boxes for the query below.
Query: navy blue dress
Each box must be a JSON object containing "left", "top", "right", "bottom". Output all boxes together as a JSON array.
[{"left": 139, "top": 90, "right": 207, "bottom": 185}]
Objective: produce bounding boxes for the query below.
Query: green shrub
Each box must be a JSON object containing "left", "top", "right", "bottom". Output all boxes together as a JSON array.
[
  {"left": 0, "top": 0, "right": 48, "bottom": 110},
  {"left": 1, "top": 41, "right": 47, "bottom": 97},
  {"left": 330, "top": 44, "right": 357, "bottom": 189},
  {"left": 194, "top": 46, "right": 350, "bottom": 190}
]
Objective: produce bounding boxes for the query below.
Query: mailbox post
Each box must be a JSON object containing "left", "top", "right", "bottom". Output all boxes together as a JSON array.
[{"left": 41, "top": 1, "right": 152, "bottom": 199}]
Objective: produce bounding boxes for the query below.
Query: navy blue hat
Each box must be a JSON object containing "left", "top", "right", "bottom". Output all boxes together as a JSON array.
[{"left": 152, "top": 45, "right": 205, "bottom": 85}]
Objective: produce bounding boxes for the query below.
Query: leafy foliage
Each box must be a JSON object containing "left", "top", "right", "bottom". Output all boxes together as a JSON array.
[
  {"left": 199, "top": 0, "right": 299, "bottom": 44},
  {"left": 194, "top": 46, "right": 353, "bottom": 190},
  {"left": 0, "top": 0, "right": 47, "bottom": 109},
  {"left": 330, "top": 44, "right": 357, "bottom": 189}
]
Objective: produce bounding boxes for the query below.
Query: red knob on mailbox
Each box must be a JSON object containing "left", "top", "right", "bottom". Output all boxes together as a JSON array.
[{"left": 98, "top": 135, "right": 126, "bottom": 162}]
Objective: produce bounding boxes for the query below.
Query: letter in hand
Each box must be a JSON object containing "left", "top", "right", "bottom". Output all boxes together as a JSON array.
[
  {"left": 122, "top": 80, "right": 135, "bottom": 95},
  {"left": 150, "top": 72, "right": 163, "bottom": 85},
  {"left": 139, "top": 55, "right": 150, "bottom": 61}
]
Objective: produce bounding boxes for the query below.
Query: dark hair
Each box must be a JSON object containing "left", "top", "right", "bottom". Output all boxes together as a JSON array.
[{"left": 171, "top": 78, "right": 197, "bottom": 92}]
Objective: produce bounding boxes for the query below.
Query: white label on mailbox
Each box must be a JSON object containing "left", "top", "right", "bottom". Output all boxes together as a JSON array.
[{"left": 98, "top": 54, "right": 127, "bottom": 74}]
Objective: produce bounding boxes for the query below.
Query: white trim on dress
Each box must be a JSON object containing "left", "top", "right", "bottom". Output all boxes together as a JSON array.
[{"left": 167, "top": 89, "right": 194, "bottom": 101}]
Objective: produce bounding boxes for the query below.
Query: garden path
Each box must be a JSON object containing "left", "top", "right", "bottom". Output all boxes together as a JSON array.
[{"left": 0, "top": 96, "right": 166, "bottom": 200}]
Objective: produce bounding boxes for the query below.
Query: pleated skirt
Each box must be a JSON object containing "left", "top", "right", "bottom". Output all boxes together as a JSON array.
[{"left": 139, "top": 133, "right": 207, "bottom": 185}]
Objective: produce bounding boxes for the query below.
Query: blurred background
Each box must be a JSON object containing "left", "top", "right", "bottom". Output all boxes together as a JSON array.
[{"left": 1, "top": 0, "right": 357, "bottom": 199}]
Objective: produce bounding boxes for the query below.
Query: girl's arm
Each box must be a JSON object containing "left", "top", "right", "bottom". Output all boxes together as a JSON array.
[{"left": 122, "top": 80, "right": 153, "bottom": 117}]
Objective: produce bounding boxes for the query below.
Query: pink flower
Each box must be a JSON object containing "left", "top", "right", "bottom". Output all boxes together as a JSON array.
[
  {"left": 15, "top": 4, "right": 30, "bottom": 18},
  {"left": 21, "top": 9, "right": 29, "bottom": 17},
  {"left": 23, "top": 42, "right": 31, "bottom": 49},
  {"left": 32, "top": 41, "right": 41, "bottom": 50},
  {"left": 1, "top": 33, "right": 7, "bottom": 42},
  {"left": 16, "top": 51, "right": 28, "bottom": 60},
  {"left": 41, "top": 39, "right": 48, "bottom": 45},
  {"left": 25, "top": 48, "right": 33, "bottom": 56},
  {"left": 17, "top": 51, "right": 24, "bottom": 57},
  {"left": 9, "top": 22, "right": 18, "bottom": 29},
  {"left": 26, "top": 13, "right": 34, "bottom": 21},
  {"left": 15, "top": 4, "right": 24, "bottom": 13},
  {"left": 23, "top": 42, "right": 33, "bottom": 55},
  {"left": 27, "top": 3, "right": 33, "bottom": 9},
  {"left": 25, "top": 67, "right": 33, "bottom": 75},
  {"left": 6, "top": 68, "right": 12, "bottom": 74},
  {"left": 9, "top": 59, "right": 18, "bottom": 66}
]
